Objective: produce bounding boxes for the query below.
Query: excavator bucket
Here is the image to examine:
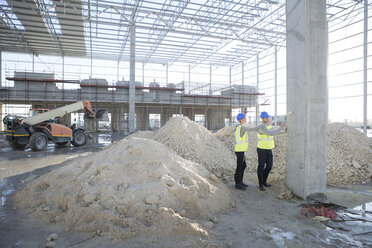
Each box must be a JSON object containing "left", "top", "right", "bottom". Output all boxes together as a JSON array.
[
  {"left": 95, "top": 109, "right": 108, "bottom": 120},
  {"left": 84, "top": 108, "right": 107, "bottom": 120}
]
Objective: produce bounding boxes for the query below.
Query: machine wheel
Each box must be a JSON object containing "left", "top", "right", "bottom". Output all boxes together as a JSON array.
[
  {"left": 55, "top": 142, "right": 69, "bottom": 147},
  {"left": 71, "top": 130, "right": 87, "bottom": 147},
  {"left": 9, "top": 142, "right": 26, "bottom": 150},
  {"left": 30, "top": 132, "right": 48, "bottom": 151}
]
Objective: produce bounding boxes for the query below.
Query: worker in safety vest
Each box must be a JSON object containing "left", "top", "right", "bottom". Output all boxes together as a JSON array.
[
  {"left": 256, "top": 111, "right": 285, "bottom": 191},
  {"left": 234, "top": 112, "right": 285, "bottom": 191}
]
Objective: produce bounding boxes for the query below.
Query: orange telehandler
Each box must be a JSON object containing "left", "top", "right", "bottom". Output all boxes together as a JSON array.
[{"left": 3, "top": 101, "right": 105, "bottom": 151}]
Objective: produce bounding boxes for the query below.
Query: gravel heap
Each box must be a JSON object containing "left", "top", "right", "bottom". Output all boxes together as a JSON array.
[{"left": 16, "top": 137, "right": 234, "bottom": 240}]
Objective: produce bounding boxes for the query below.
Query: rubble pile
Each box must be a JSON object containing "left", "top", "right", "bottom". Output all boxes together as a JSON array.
[
  {"left": 214, "top": 124, "right": 372, "bottom": 185},
  {"left": 16, "top": 137, "right": 234, "bottom": 240},
  {"left": 129, "top": 117, "right": 236, "bottom": 178}
]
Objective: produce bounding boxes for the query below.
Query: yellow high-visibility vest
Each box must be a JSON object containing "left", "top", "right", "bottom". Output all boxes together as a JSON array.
[
  {"left": 234, "top": 125, "right": 248, "bottom": 152},
  {"left": 257, "top": 124, "right": 274, "bottom": 150}
]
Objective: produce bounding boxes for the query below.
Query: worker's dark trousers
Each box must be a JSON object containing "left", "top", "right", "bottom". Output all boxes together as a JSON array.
[
  {"left": 235, "top": 152, "right": 246, "bottom": 185},
  {"left": 257, "top": 148, "right": 273, "bottom": 186}
]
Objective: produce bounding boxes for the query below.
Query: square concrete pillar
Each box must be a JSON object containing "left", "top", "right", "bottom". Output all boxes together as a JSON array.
[{"left": 286, "top": 0, "right": 328, "bottom": 200}]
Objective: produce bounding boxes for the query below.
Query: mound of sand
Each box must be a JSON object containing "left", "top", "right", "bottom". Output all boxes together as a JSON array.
[
  {"left": 16, "top": 137, "right": 233, "bottom": 240},
  {"left": 128, "top": 117, "right": 236, "bottom": 179},
  {"left": 214, "top": 124, "right": 372, "bottom": 185}
]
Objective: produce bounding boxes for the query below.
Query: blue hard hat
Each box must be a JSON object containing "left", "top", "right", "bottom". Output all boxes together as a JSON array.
[
  {"left": 260, "top": 111, "right": 270, "bottom": 119},
  {"left": 237, "top": 113, "right": 246, "bottom": 121}
]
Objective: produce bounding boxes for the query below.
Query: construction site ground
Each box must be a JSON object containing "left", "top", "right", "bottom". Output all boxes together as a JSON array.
[{"left": 0, "top": 132, "right": 371, "bottom": 248}]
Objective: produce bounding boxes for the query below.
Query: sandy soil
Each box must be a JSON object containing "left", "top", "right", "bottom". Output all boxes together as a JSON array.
[{"left": 0, "top": 161, "right": 371, "bottom": 248}]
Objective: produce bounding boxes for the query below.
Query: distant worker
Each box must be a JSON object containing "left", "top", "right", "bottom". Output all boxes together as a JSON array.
[
  {"left": 234, "top": 112, "right": 285, "bottom": 191},
  {"left": 256, "top": 111, "right": 285, "bottom": 191}
]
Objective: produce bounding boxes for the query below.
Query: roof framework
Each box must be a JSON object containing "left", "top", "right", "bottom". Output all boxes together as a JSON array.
[{"left": 0, "top": 0, "right": 364, "bottom": 67}]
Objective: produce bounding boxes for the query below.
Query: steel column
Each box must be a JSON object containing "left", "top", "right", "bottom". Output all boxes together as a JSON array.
[{"left": 129, "top": 23, "right": 136, "bottom": 133}]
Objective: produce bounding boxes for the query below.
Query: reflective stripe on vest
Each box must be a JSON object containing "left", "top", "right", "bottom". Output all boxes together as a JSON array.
[
  {"left": 234, "top": 125, "right": 248, "bottom": 152},
  {"left": 257, "top": 124, "right": 275, "bottom": 150}
]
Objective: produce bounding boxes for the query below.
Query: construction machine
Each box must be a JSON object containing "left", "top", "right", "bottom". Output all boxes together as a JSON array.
[{"left": 3, "top": 101, "right": 105, "bottom": 151}]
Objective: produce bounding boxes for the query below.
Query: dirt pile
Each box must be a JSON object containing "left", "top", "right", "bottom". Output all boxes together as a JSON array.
[
  {"left": 326, "top": 123, "right": 372, "bottom": 185},
  {"left": 214, "top": 124, "right": 372, "bottom": 185},
  {"left": 129, "top": 117, "right": 236, "bottom": 179},
  {"left": 16, "top": 137, "right": 234, "bottom": 240}
]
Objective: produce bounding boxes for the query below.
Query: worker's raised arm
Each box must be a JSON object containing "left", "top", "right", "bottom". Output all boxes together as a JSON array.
[
  {"left": 258, "top": 124, "right": 284, "bottom": 136},
  {"left": 239, "top": 124, "right": 260, "bottom": 137}
]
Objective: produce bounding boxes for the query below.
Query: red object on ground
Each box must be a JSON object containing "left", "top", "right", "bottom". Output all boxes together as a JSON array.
[{"left": 300, "top": 205, "right": 340, "bottom": 220}]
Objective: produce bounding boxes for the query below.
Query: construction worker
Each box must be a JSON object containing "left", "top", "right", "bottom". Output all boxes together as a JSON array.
[
  {"left": 234, "top": 112, "right": 284, "bottom": 191},
  {"left": 256, "top": 111, "right": 285, "bottom": 191}
]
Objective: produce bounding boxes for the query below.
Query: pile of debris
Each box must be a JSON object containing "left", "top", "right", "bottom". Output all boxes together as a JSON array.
[
  {"left": 326, "top": 123, "right": 372, "bottom": 185},
  {"left": 16, "top": 137, "right": 234, "bottom": 240},
  {"left": 214, "top": 123, "right": 372, "bottom": 185},
  {"left": 128, "top": 117, "right": 236, "bottom": 179}
]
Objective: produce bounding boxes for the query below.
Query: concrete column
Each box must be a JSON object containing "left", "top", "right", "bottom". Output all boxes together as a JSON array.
[
  {"left": 363, "top": 0, "right": 368, "bottom": 135},
  {"left": 120, "top": 104, "right": 125, "bottom": 131},
  {"left": 135, "top": 107, "right": 145, "bottom": 131},
  {"left": 128, "top": 23, "right": 136, "bottom": 133},
  {"left": 210, "top": 109, "right": 227, "bottom": 130},
  {"left": 161, "top": 107, "right": 172, "bottom": 126},
  {"left": 144, "top": 105, "right": 150, "bottom": 130},
  {"left": 286, "top": 0, "right": 328, "bottom": 200}
]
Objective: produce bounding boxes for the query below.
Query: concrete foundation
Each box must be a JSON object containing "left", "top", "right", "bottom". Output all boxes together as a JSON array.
[{"left": 286, "top": 0, "right": 328, "bottom": 199}]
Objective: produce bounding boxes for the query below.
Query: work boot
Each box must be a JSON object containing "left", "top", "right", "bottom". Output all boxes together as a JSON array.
[
  {"left": 259, "top": 185, "right": 265, "bottom": 191},
  {"left": 242, "top": 182, "right": 248, "bottom": 187},
  {"left": 235, "top": 184, "right": 247, "bottom": 191},
  {"left": 263, "top": 182, "right": 272, "bottom": 187}
]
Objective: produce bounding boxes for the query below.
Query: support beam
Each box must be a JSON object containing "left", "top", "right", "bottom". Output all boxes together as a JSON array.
[
  {"left": 32, "top": 53, "right": 35, "bottom": 73},
  {"left": 129, "top": 23, "right": 136, "bottom": 133},
  {"left": 229, "top": 65, "right": 232, "bottom": 125},
  {"left": 242, "top": 61, "right": 244, "bottom": 86},
  {"left": 142, "top": 62, "right": 145, "bottom": 85},
  {"left": 117, "top": 61, "right": 120, "bottom": 82},
  {"left": 62, "top": 56, "right": 65, "bottom": 80},
  {"left": 286, "top": 0, "right": 328, "bottom": 200},
  {"left": 188, "top": 64, "right": 191, "bottom": 94},
  {"left": 274, "top": 45, "right": 278, "bottom": 121},
  {"left": 363, "top": 0, "right": 368, "bottom": 136},
  {"left": 166, "top": 63, "right": 169, "bottom": 85}
]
